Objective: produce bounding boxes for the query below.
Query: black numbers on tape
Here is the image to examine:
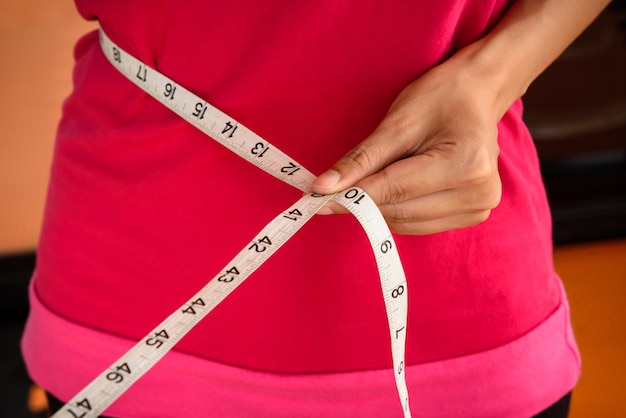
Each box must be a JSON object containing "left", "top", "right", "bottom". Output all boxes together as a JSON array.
[
  {"left": 222, "top": 121, "right": 238, "bottom": 138},
  {"left": 97, "top": 32, "right": 411, "bottom": 417},
  {"left": 65, "top": 398, "right": 92, "bottom": 418},
  {"left": 136, "top": 65, "right": 147, "bottom": 82},
  {"left": 391, "top": 285, "right": 405, "bottom": 299},
  {"left": 217, "top": 266, "right": 240, "bottom": 283},
  {"left": 395, "top": 325, "right": 405, "bottom": 339},
  {"left": 283, "top": 208, "right": 303, "bottom": 221},
  {"left": 380, "top": 240, "right": 393, "bottom": 254},
  {"left": 112, "top": 47, "right": 121, "bottom": 63},
  {"left": 182, "top": 297, "right": 206, "bottom": 314},
  {"left": 280, "top": 162, "right": 301, "bottom": 176},
  {"left": 397, "top": 360, "right": 404, "bottom": 375},
  {"left": 164, "top": 83, "right": 176, "bottom": 100},
  {"left": 106, "top": 362, "right": 131, "bottom": 384},
  {"left": 193, "top": 102, "right": 208, "bottom": 119},
  {"left": 145, "top": 329, "right": 169, "bottom": 349},
  {"left": 251, "top": 142, "right": 270, "bottom": 157},
  {"left": 344, "top": 188, "right": 365, "bottom": 205},
  {"left": 248, "top": 236, "right": 272, "bottom": 253}
]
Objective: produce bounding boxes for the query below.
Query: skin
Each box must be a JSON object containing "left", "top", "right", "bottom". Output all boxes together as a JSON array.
[{"left": 311, "top": 0, "right": 613, "bottom": 235}]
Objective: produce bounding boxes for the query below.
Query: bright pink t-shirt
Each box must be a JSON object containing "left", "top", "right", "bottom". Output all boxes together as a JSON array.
[{"left": 23, "top": 0, "right": 580, "bottom": 415}]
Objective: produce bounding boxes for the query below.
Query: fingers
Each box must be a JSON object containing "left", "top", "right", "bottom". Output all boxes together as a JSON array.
[
  {"left": 317, "top": 184, "right": 501, "bottom": 235},
  {"left": 310, "top": 123, "right": 419, "bottom": 195},
  {"left": 379, "top": 180, "right": 501, "bottom": 231},
  {"left": 360, "top": 141, "right": 498, "bottom": 206},
  {"left": 386, "top": 211, "right": 494, "bottom": 235},
  {"left": 315, "top": 141, "right": 502, "bottom": 235},
  {"left": 369, "top": 145, "right": 500, "bottom": 234}
]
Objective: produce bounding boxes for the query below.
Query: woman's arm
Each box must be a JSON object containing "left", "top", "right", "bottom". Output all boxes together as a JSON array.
[
  {"left": 470, "top": 0, "right": 614, "bottom": 118},
  {"left": 311, "top": 0, "right": 612, "bottom": 235}
]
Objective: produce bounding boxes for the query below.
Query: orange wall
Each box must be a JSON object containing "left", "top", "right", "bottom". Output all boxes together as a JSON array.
[{"left": 0, "top": 0, "right": 96, "bottom": 254}]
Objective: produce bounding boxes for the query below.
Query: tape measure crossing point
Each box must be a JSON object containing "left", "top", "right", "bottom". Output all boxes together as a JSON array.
[{"left": 51, "top": 29, "right": 412, "bottom": 418}]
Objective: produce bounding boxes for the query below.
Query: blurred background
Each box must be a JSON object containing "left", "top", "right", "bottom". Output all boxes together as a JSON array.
[{"left": 0, "top": 0, "right": 625, "bottom": 416}]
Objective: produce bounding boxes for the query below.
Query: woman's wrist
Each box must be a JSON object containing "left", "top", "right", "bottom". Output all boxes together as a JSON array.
[{"left": 443, "top": 40, "right": 522, "bottom": 123}]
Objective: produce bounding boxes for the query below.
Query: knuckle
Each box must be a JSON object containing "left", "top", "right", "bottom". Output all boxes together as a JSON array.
[
  {"left": 485, "top": 179, "right": 502, "bottom": 209},
  {"left": 460, "top": 177, "right": 502, "bottom": 213},
  {"left": 380, "top": 203, "right": 415, "bottom": 233},
  {"left": 467, "top": 177, "right": 502, "bottom": 212},
  {"left": 388, "top": 220, "right": 413, "bottom": 235},
  {"left": 382, "top": 109, "right": 413, "bottom": 135},
  {"left": 452, "top": 140, "right": 499, "bottom": 188},
  {"left": 377, "top": 169, "right": 409, "bottom": 205},
  {"left": 464, "top": 150, "right": 495, "bottom": 184},
  {"left": 341, "top": 143, "right": 380, "bottom": 175},
  {"left": 472, "top": 210, "right": 493, "bottom": 225},
  {"left": 481, "top": 175, "right": 502, "bottom": 210}
]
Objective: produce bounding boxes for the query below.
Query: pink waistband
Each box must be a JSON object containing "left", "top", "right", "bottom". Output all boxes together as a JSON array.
[{"left": 22, "top": 279, "right": 580, "bottom": 418}]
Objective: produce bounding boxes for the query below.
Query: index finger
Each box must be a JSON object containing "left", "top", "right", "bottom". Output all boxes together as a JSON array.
[{"left": 310, "top": 126, "right": 416, "bottom": 195}]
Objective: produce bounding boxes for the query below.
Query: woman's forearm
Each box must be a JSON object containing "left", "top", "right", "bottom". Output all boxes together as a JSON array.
[{"left": 456, "top": 0, "right": 612, "bottom": 119}]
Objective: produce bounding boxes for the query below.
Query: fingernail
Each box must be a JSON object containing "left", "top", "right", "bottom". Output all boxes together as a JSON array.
[{"left": 313, "top": 169, "right": 342, "bottom": 191}]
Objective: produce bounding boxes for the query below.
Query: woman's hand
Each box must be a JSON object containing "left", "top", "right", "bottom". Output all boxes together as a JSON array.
[
  {"left": 311, "top": 58, "right": 503, "bottom": 235},
  {"left": 311, "top": 0, "right": 612, "bottom": 235}
]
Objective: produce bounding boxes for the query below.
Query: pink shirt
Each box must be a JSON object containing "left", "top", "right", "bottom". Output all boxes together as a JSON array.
[{"left": 22, "top": 1, "right": 580, "bottom": 415}]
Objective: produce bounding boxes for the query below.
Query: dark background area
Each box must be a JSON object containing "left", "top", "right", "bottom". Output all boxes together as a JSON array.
[
  {"left": 524, "top": 0, "right": 626, "bottom": 245},
  {"left": 1, "top": 2, "right": 625, "bottom": 417}
]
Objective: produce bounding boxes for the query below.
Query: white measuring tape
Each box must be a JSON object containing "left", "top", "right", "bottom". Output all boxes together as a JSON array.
[{"left": 51, "top": 29, "right": 411, "bottom": 417}]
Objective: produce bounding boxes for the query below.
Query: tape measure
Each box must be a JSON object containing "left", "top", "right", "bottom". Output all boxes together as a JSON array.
[{"left": 51, "top": 29, "right": 411, "bottom": 418}]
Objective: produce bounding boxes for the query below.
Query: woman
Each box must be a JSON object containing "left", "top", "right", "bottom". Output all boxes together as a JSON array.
[{"left": 23, "top": 0, "right": 609, "bottom": 416}]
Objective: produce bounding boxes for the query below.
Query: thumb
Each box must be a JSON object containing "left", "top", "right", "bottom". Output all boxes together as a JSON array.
[{"left": 311, "top": 130, "right": 405, "bottom": 195}]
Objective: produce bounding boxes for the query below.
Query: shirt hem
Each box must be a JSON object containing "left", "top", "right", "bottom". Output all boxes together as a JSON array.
[{"left": 21, "top": 278, "right": 580, "bottom": 418}]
